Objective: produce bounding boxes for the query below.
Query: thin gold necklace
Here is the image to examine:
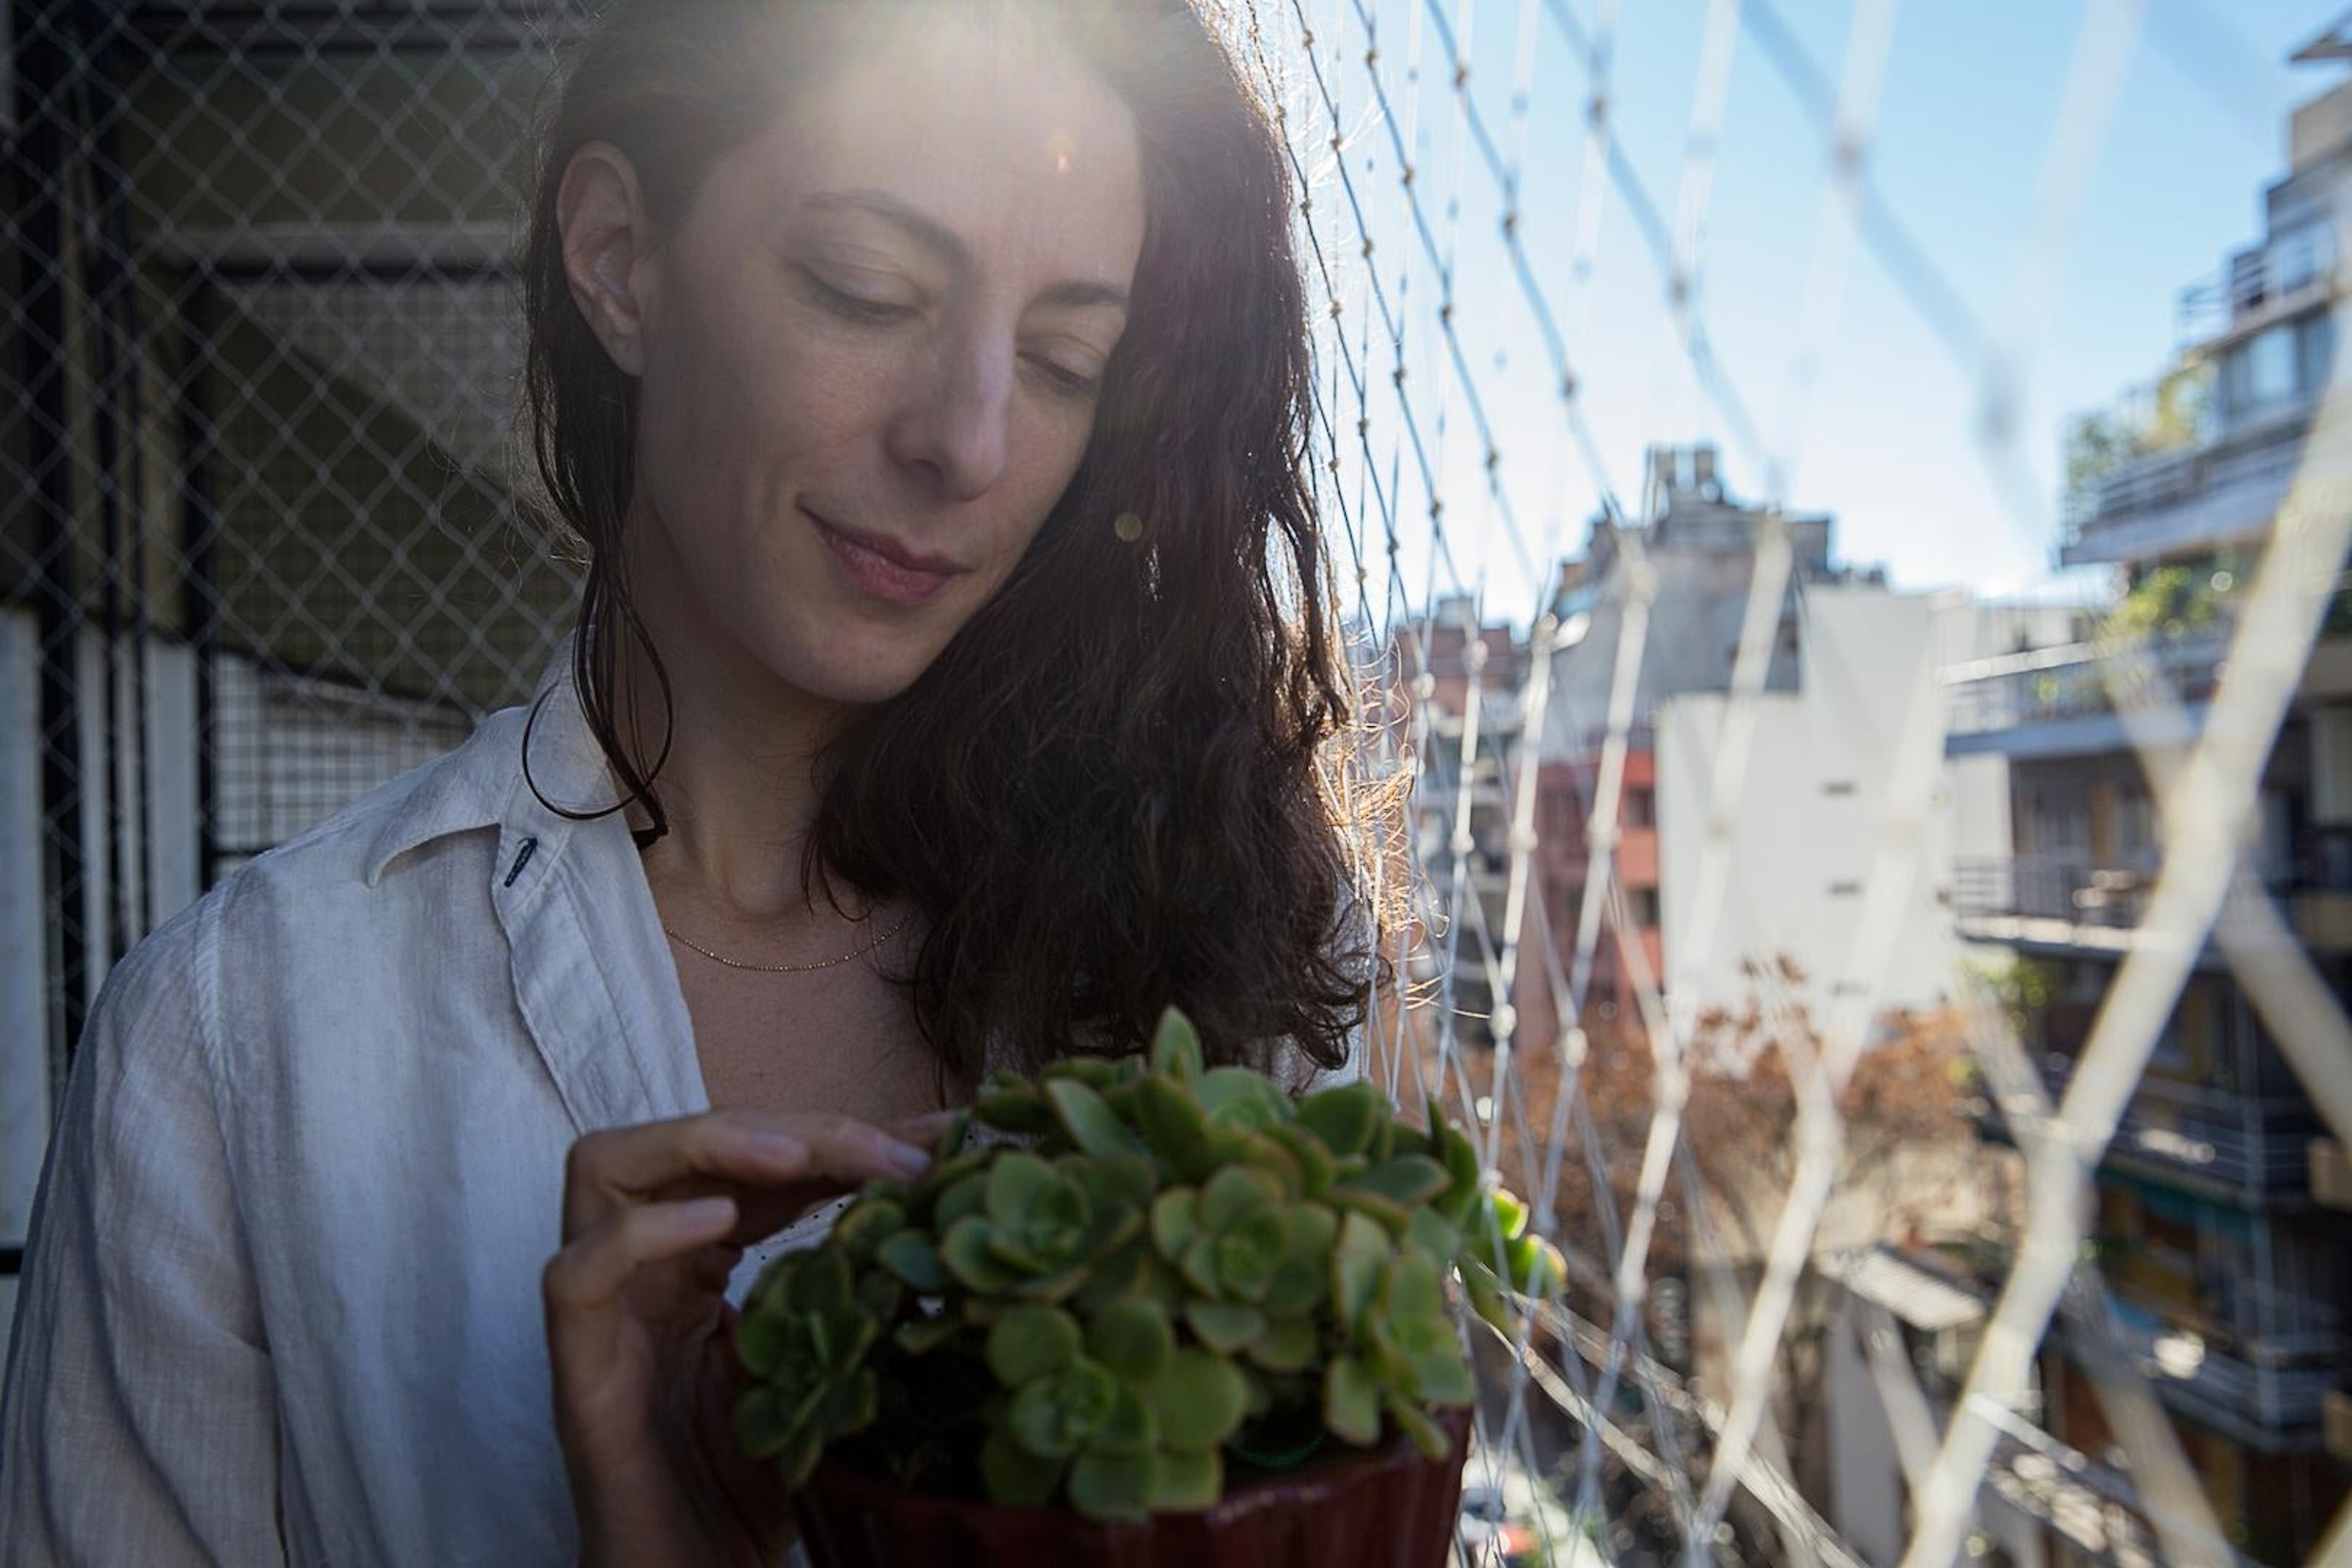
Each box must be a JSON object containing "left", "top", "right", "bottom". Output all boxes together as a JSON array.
[{"left": 662, "top": 907, "right": 913, "bottom": 973}]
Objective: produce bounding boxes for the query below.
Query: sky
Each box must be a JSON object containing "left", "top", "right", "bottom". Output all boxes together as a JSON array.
[{"left": 1296, "top": 0, "right": 2352, "bottom": 622}]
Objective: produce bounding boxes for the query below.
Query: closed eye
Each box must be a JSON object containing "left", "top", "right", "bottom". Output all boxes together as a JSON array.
[
  {"left": 801, "top": 270, "right": 917, "bottom": 325},
  {"left": 1028, "top": 356, "right": 1101, "bottom": 399}
]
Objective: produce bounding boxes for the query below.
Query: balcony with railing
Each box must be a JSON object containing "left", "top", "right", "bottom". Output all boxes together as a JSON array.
[
  {"left": 1952, "top": 855, "right": 2157, "bottom": 935},
  {"left": 1980, "top": 1052, "right": 2323, "bottom": 1196},
  {"left": 1943, "top": 629, "right": 2230, "bottom": 755},
  {"left": 1962, "top": 1223, "right": 2342, "bottom": 1447},
  {"left": 2057, "top": 348, "right": 2320, "bottom": 568},
  {"left": 2176, "top": 227, "right": 2343, "bottom": 348},
  {"left": 2100, "top": 1286, "right": 2342, "bottom": 1447}
]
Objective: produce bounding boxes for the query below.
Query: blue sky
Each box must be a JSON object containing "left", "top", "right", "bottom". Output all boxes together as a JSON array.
[{"left": 1312, "top": 0, "right": 2351, "bottom": 618}]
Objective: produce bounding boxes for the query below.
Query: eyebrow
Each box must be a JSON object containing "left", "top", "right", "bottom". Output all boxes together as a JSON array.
[{"left": 800, "top": 187, "right": 1131, "bottom": 312}]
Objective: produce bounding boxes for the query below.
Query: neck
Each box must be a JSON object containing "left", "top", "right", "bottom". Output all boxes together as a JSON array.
[{"left": 606, "top": 521, "right": 856, "bottom": 930}]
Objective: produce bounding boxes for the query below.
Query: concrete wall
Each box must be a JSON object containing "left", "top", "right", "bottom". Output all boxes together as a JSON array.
[{"left": 1654, "top": 587, "right": 1978, "bottom": 1021}]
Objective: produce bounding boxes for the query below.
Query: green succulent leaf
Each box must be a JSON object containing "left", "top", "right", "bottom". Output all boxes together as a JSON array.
[
  {"left": 1009, "top": 1358, "right": 1121, "bottom": 1458},
  {"left": 1295, "top": 1080, "right": 1388, "bottom": 1157},
  {"left": 1427, "top": 1099, "right": 1482, "bottom": 1215},
  {"left": 987, "top": 1304, "right": 1084, "bottom": 1387},
  {"left": 875, "top": 1230, "right": 947, "bottom": 1294},
  {"left": 1382, "top": 1248, "right": 1446, "bottom": 1323},
  {"left": 1074, "top": 1236, "right": 1157, "bottom": 1313},
  {"left": 1086, "top": 1150, "right": 1159, "bottom": 1210},
  {"left": 1324, "top": 1353, "right": 1381, "bottom": 1446},
  {"left": 1151, "top": 1187, "right": 1201, "bottom": 1263},
  {"left": 777, "top": 1423, "right": 825, "bottom": 1489},
  {"left": 933, "top": 1169, "right": 990, "bottom": 1229},
  {"left": 1406, "top": 1205, "right": 1461, "bottom": 1267},
  {"left": 1007, "top": 1175, "right": 1090, "bottom": 1267},
  {"left": 1198, "top": 1165, "right": 1281, "bottom": 1234},
  {"left": 980, "top": 1423, "right": 1066, "bottom": 1506},
  {"left": 1068, "top": 1450, "right": 1155, "bottom": 1523},
  {"left": 1150, "top": 1007, "right": 1205, "bottom": 1080},
  {"left": 1327, "top": 1183, "right": 1410, "bottom": 1236},
  {"left": 820, "top": 1367, "right": 879, "bottom": 1436},
  {"left": 1047, "top": 1077, "right": 1150, "bottom": 1160},
  {"left": 1234, "top": 1133, "right": 1305, "bottom": 1199},
  {"left": 853, "top": 1267, "right": 903, "bottom": 1322},
  {"left": 985, "top": 1153, "right": 1061, "bottom": 1234},
  {"left": 1383, "top": 1389, "right": 1450, "bottom": 1461},
  {"left": 734, "top": 1311, "right": 789, "bottom": 1380},
  {"left": 1331, "top": 1211, "right": 1388, "bottom": 1336},
  {"left": 1087, "top": 1298, "right": 1175, "bottom": 1382},
  {"left": 1043, "top": 1056, "right": 1128, "bottom": 1093},
  {"left": 1150, "top": 1447, "right": 1221, "bottom": 1510},
  {"left": 831, "top": 1198, "right": 904, "bottom": 1257},
  {"left": 1147, "top": 1347, "right": 1250, "bottom": 1451},
  {"left": 1133, "top": 1076, "right": 1211, "bottom": 1173},
  {"left": 1338, "top": 1155, "right": 1450, "bottom": 1210},
  {"left": 975, "top": 1077, "right": 1057, "bottom": 1135},
  {"left": 1212, "top": 1208, "right": 1287, "bottom": 1302},
  {"left": 733, "top": 1384, "right": 792, "bottom": 1460},
  {"left": 894, "top": 1314, "right": 961, "bottom": 1355},
  {"left": 1245, "top": 1314, "right": 1318, "bottom": 1373},
  {"left": 940, "top": 1215, "right": 1018, "bottom": 1292},
  {"left": 1261, "top": 1256, "right": 1327, "bottom": 1317},
  {"left": 1504, "top": 1231, "right": 1566, "bottom": 1297},
  {"left": 794, "top": 1249, "right": 856, "bottom": 1312},
  {"left": 1457, "top": 1253, "right": 1513, "bottom": 1337},
  {"left": 1185, "top": 1299, "right": 1267, "bottom": 1355},
  {"left": 1093, "top": 1384, "right": 1157, "bottom": 1457},
  {"left": 1267, "top": 1124, "right": 1337, "bottom": 1197},
  {"left": 1195, "top": 1068, "right": 1293, "bottom": 1132}
]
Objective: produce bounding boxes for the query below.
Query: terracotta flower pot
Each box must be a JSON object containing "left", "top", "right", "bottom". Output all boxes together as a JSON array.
[{"left": 790, "top": 1403, "right": 1476, "bottom": 1568}]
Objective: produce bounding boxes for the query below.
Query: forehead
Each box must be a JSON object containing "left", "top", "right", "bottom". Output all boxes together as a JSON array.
[{"left": 717, "top": 9, "right": 1146, "bottom": 285}]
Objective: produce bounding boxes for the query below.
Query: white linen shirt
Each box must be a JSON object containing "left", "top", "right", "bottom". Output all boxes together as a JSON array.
[{"left": 0, "top": 638, "right": 1365, "bottom": 1566}]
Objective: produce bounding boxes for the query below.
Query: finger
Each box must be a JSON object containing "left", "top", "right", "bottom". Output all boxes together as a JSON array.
[
  {"left": 890, "top": 1108, "right": 963, "bottom": 1144},
  {"left": 562, "top": 1112, "right": 931, "bottom": 1237},
  {"left": 543, "top": 1195, "right": 739, "bottom": 1395}
]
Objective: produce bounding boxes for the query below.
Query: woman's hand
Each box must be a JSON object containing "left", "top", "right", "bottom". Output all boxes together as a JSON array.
[{"left": 544, "top": 1107, "right": 952, "bottom": 1568}]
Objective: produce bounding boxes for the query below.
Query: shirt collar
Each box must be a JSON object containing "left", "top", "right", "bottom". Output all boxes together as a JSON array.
[{"left": 361, "top": 632, "right": 622, "bottom": 888}]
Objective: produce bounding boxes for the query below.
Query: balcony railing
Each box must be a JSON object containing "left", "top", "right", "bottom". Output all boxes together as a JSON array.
[
  {"left": 2084, "top": 1055, "right": 2317, "bottom": 1192},
  {"left": 1951, "top": 855, "right": 2158, "bottom": 930},
  {"left": 1943, "top": 628, "right": 2231, "bottom": 741},
  {"left": 2103, "top": 1291, "right": 2340, "bottom": 1441},
  {"left": 2063, "top": 404, "right": 2313, "bottom": 565},
  {"left": 1983, "top": 1054, "right": 2322, "bottom": 1193},
  {"left": 2176, "top": 233, "right": 2342, "bottom": 345}
]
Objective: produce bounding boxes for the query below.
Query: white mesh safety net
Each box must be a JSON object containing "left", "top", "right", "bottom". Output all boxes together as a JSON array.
[{"left": 6, "top": 3, "right": 2350, "bottom": 1564}]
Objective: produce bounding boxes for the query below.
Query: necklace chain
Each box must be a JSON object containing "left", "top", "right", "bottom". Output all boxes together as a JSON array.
[{"left": 662, "top": 907, "right": 913, "bottom": 973}]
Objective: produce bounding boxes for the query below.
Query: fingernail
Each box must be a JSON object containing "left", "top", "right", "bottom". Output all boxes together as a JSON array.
[
  {"left": 886, "top": 1139, "right": 933, "bottom": 1175},
  {"left": 749, "top": 1129, "right": 807, "bottom": 1167},
  {"left": 680, "top": 1196, "right": 736, "bottom": 1229}
]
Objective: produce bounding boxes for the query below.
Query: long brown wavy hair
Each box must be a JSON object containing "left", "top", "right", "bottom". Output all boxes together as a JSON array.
[{"left": 516, "top": 0, "right": 1403, "bottom": 1097}]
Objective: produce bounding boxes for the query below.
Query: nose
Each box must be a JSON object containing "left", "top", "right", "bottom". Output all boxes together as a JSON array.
[{"left": 884, "top": 325, "right": 1014, "bottom": 503}]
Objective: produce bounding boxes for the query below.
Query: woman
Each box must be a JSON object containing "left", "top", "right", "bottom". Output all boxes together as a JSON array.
[{"left": 0, "top": 0, "right": 1395, "bottom": 1562}]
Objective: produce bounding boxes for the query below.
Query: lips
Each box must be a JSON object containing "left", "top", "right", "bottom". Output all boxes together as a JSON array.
[{"left": 804, "top": 506, "right": 966, "bottom": 608}]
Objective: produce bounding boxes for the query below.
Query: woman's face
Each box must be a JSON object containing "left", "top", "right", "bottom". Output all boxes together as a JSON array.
[{"left": 594, "top": 11, "right": 1147, "bottom": 707}]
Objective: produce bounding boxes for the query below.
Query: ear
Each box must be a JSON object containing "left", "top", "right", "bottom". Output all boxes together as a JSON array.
[{"left": 556, "top": 141, "right": 660, "bottom": 378}]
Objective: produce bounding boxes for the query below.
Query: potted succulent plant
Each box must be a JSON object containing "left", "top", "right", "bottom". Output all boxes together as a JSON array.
[{"left": 731, "top": 1006, "right": 1565, "bottom": 1567}]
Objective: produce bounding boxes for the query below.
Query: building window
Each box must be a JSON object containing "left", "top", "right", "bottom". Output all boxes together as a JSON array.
[
  {"left": 2226, "top": 322, "right": 2300, "bottom": 417},
  {"left": 1626, "top": 886, "right": 1660, "bottom": 928},
  {"left": 1624, "top": 787, "right": 1654, "bottom": 827}
]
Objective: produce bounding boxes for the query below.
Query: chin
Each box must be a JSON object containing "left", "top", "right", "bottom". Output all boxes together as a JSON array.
[{"left": 767, "top": 628, "right": 940, "bottom": 707}]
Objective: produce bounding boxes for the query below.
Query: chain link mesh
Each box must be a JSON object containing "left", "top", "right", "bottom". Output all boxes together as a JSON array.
[{"left": 6, "top": 2, "right": 2350, "bottom": 1563}]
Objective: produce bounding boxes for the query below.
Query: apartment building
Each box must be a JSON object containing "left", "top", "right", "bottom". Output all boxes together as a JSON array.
[{"left": 1944, "top": 31, "right": 2352, "bottom": 1563}]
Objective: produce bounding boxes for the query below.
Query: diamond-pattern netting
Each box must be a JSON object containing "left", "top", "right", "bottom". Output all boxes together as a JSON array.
[{"left": 6, "top": 2, "right": 2350, "bottom": 1564}]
